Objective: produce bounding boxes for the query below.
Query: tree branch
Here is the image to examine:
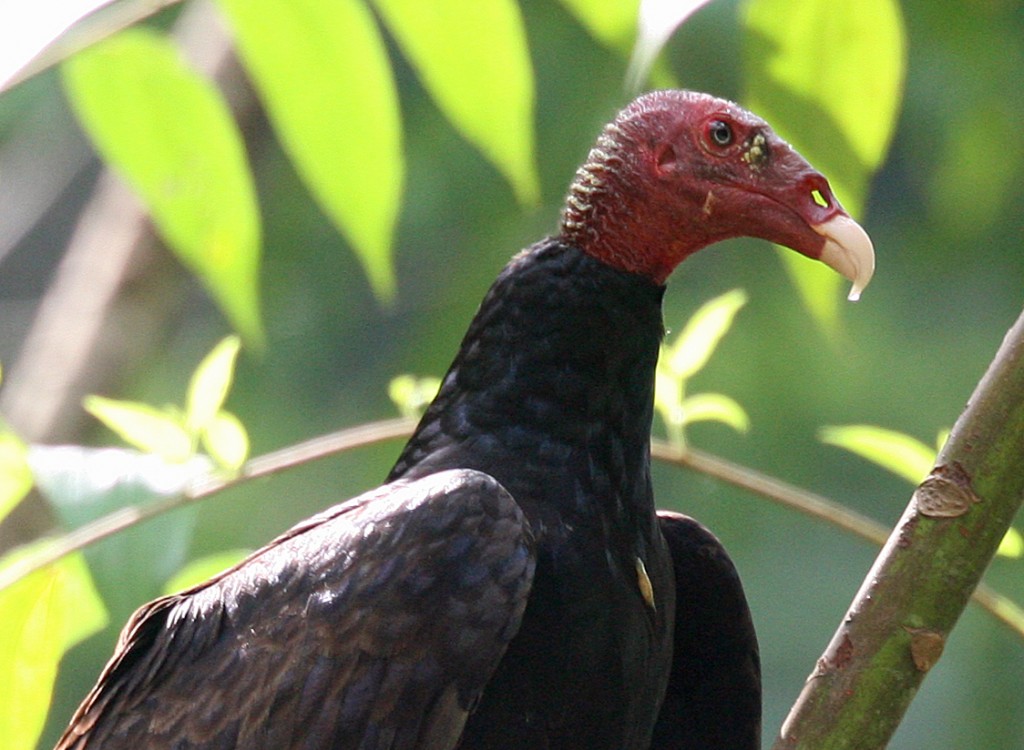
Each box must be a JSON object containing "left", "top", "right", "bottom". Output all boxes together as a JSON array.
[{"left": 774, "top": 308, "right": 1024, "bottom": 749}]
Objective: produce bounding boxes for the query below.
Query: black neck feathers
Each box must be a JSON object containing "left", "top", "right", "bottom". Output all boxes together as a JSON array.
[{"left": 389, "top": 239, "right": 665, "bottom": 529}]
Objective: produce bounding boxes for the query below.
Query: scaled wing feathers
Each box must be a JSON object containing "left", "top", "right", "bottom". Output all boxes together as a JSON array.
[{"left": 56, "top": 469, "right": 536, "bottom": 750}]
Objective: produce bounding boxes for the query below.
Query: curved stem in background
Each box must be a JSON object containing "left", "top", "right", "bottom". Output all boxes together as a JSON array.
[
  {"left": 653, "top": 441, "right": 888, "bottom": 546},
  {"left": 4, "top": 415, "right": 1022, "bottom": 645},
  {"left": 0, "top": 417, "right": 417, "bottom": 592},
  {"left": 654, "top": 442, "right": 1024, "bottom": 640}
]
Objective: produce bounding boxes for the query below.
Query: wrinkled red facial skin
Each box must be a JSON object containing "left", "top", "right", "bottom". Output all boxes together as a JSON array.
[{"left": 560, "top": 90, "right": 849, "bottom": 284}]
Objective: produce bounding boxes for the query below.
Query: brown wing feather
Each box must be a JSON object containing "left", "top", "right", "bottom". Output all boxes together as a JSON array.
[{"left": 56, "top": 469, "right": 535, "bottom": 750}]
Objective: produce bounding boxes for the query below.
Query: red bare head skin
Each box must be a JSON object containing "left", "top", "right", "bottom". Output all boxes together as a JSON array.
[{"left": 560, "top": 90, "right": 874, "bottom": 297}]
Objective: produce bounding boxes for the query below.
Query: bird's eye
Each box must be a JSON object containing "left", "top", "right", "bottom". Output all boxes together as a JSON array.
[{"left": 707, "top": 120, "right": 734, "bottom": 147}]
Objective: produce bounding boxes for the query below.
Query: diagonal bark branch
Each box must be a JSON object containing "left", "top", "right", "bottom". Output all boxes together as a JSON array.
[{"left": 774, "top": 308, "right": 1024, "bottom": 749}]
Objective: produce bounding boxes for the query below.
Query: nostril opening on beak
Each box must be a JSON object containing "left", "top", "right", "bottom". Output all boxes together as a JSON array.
[{"left": 800, "top": 173, "right": 841, "bottom": 220}]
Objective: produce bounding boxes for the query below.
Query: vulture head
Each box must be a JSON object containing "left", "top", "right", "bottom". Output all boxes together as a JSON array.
[{"left": 561, "top": 89, "right": 874, "bottom": 299}]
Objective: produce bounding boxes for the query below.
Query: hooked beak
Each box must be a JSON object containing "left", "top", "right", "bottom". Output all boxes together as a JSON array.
[{"left": 812, "top": 214, "right": 875, "bottom": 301}]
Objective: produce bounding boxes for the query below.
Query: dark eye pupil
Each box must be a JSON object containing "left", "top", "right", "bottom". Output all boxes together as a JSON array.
[{"left": 710, "top": 120, "right": 732, "bottom": 146}]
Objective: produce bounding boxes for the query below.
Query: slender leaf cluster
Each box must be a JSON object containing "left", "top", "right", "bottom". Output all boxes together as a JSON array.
[
  {"left": 85, "top": 336, "right": 248, "bottom": 471},
  {"left": 655, "top": 289, "right": 750, "bottom": 448}
]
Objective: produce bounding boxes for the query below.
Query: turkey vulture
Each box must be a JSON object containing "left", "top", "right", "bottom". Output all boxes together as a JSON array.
[{"left": 55, "top": 90, "right": 874, "bottom": 750}]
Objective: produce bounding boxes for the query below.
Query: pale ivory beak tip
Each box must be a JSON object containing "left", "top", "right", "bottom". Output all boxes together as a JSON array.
[{"left": 814, "top": 215, "right": 875, "bottom": 302}]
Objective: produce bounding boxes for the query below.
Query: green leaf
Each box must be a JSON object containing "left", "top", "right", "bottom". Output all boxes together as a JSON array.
[
  {"left": 663, "top": 288, "right": 748, "bottom": 379},
  {"left": 997, "top": 528, "right": 1023, "bottom": 559},
  {"left": 62, "top": 29, "right": 264, "bottom": 345},
  {"left": 162, "top": 549, "right": 250, "bottom": 594},
  {"left": 388, "top": 374, "right": 441, "bottom": 420},
  {"left": 0, "top": 546, "right": 107, "bottom": 750},
  {"left": 373, "top": 0, "right": 539, "bottom": 205},
  {"left": 743, "top": 0, "right": 906, "bottom": 324},
  {"left": 84, "top": 395, "right": 193, "bottom": 462},
  {"left": 0, "top": 431, "right": 31, "bottom": 525},
  {"left": 201, "top": 410, "right": 250, "bottom": 472},
  {"left": 656, "top": 290, "right": 749, "bottom": 448},
  {"left": 679, "top": 392, "right": 750, "bottom": 433},
  {"left": 820, "top": 425, "right": 936, "bottom": 484},
  {"left": 186, "top": 336, "right": 242, "bottom": 437},
  {"left": 743, "top": 0, "right": 905, "bottom": 203},
  {"left": 217, "top": 0, "right": 402, "bottom": 300},
  {"left": 557, "top": 0, "right": 641, "bottom": 52}
]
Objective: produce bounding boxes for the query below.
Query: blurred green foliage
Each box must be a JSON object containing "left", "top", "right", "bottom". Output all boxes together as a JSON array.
[
  {"left": 388, "top": 374, "right": 441, "bottom": 421},
  {"left": 217, "top": 0, "right": 403, "bottom": 301},
  {"left": 820, "top": 423, "right": 939, "bottom": 484},
  {"left": 0, "top": 429, "right": 31, "bottom": 523},
  {"left": 0, "top": 545, "right": 106, "bottom": 750},
  {"left": 0, "top": 0, "right": 1022, "bottom": 748},
  {"left": 62, "top": 29, "right": 264, "bottom": 346},
  {"left": 371, "top": 0, "right": 539, "bottom": 206}
]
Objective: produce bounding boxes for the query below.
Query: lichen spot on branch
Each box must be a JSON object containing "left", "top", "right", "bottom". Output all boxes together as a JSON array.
[{"left": 913, "top": 463, "right": 980, "bottom": 518}]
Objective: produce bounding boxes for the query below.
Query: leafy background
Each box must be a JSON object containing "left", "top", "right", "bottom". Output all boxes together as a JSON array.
[{"left": 0, "top": 0, "right": 1022, "bottom": 748}]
